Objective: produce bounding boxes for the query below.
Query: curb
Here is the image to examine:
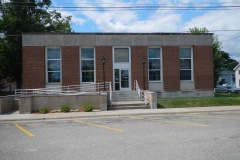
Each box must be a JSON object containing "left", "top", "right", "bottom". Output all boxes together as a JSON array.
[{"left": 1, "top": 107, "right": 240, "bottom": 122}]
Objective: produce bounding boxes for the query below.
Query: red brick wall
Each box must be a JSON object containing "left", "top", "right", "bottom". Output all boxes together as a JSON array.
[
  {"left": 62, "top": 46, "right": 80, "bottom": 86},
  {"left": 22, "top": 46, "right": 45, "bottom": 89},
  {"left": 22, "top": 45, "right": 213, "bottom": 92},
  {"left": 131, "top": 46, "right": 148, "bottom": 90},
  {"left": 194, "top": 46, "right": 214, "bottom": 89},
  {"left": 162, "top": 46, "right": 180, "bottom": 91},
  {"left": 95, "top": 46, "right": 113, "bottom": 88}
]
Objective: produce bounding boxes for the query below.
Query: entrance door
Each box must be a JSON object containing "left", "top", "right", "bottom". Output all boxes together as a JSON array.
[{"left": 114, "top": 69, "right": 130, "bottom": 91}]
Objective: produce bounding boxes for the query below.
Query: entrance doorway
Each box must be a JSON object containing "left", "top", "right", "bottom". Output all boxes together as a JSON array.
[{"left": 114, "top": 69, "right": 130, "bottom": 91}]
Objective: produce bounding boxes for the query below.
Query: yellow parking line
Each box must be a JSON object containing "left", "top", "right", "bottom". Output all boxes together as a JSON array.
[
  {"left": 15, "top": 123, "right": 34, "bottom": 137},
  {"left": 74, "top": 120, "right": 124, "bottom": 132},
  {"left": 130, "top": 117, "right": 209, "bottom": 127},
  {"left": 186, "top": 114, "right": 240, "bottom": 121}
]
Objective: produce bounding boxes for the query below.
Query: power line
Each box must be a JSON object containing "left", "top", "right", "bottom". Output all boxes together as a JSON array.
[
  {"left": 209, "top": 30, "right": 240, "bottom": 32},
  {"left": 44, "top": 5, "right": 240, "bottom": 11},
  {"left": 222, "top": 33, "right": 240, "bottom": 42},
  {"left": 3, "top": 3, "right": 240, "bottom": 11}
]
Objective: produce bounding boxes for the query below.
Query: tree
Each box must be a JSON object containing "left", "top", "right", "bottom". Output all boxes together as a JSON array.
[
  {"left": 189, "top": 27, "right": 209, "bottom": 34},
  {"left": 0, "top": 0, "right": 72, "bottom": 89},
  {"left": 188, "top": 27, "right": 238, "bottom": 87}
]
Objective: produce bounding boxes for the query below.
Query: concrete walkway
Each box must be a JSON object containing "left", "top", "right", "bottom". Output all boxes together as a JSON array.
[{"left": 0, "top": 106, "right": 240, "bottom": 122}]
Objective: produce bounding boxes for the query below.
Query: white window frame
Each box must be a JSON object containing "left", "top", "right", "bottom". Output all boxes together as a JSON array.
[
  {"left": 80, "top": 47, "right": 96, "bottom": 83},
  {"left": 45, "top": 47, "right": 62, "bottom": 84},
  {"left": 113, "top": 47, "right": 131, "bottom": 63},
  {"left": 112, "top": 46, "right": 131, "bottom": 91},
  {"left": 148, "top": 47, "right": 162, "bottom": 82},
  {"left": 179, "top": 47, "right": 194, "bottom": 81}
]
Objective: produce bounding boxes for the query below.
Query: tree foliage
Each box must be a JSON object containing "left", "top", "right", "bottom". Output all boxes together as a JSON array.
[
  {"left": 188, "top": 27, "right": 238, "bottom": 87},
  {"left": 0, "top": 0, "right": 72, "bottom": 89}
]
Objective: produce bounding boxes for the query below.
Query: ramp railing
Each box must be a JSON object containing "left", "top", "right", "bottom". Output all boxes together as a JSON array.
[{"left": 15, "top": 82, "right": 111, "bottom": 95}]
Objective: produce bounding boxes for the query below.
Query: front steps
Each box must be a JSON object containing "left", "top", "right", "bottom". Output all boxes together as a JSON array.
[{"left": 109, "top": 91, "right": 149, "bottom": 110}]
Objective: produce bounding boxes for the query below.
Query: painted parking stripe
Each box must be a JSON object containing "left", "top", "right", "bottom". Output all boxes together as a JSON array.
[
  {"left": 15, "top": 123, "right": 34, "bottom": 137},
  {"left": 185, "top": 114, "right": 240, "bottom": 121},
  {"left": 130, "top": 117, "right": 209, "bottom": 127},
  {"left": 74, "top": 120, "right": 124, "bottom": 132}
]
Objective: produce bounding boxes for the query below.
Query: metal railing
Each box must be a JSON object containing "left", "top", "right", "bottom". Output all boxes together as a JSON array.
[
  {"left": 134, "top": 80, "right": 141, "bottom": 98},
  {"left": 134, "top": 80, "right": 149, "bottom": 104},
  {"left": 15, "top": 82, "right": 111, "bottom": 95},
  {"left": 109, "top": 81, "right": 113, "bottom": 107}
]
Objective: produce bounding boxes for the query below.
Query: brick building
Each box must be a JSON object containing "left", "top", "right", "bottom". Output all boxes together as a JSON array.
[{"left": 22, "top": 33, "right": 214, "bottom": 97}]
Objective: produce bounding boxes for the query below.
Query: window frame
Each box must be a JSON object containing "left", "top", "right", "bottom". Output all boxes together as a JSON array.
[
  {"left": 179, "top": 47, "right": 193, "bottom": 81},
  {"left": 148, "top": 47, "right": 162, "bottom": 82},
  {"left": 80, "top": 47, "right": 96, "bottom": 83},
  {"left": 45, "top": 47, "right": 62, "bottom": 84},
  {"left": 113, "top": 47, "right": 130, "bottom": 63}
]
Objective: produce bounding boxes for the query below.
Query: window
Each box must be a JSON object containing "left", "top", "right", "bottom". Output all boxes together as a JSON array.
[
  {"left": 46, "top": 48, "right": 61, "bottom": 83},
  {"left": 114, "top": 48, "right": 129, "bottom": 62},
  {"left": 148, "top": 48, "right": 161, "bottom": 81},
  {"left": 81, "top": 48, "right": 95, "bottom": 82},
  {"left": 179, "top": 48, "right": 192, "bottom": 80},
  {"left": 238, "top": 70, "right": 240, "bottom": 75}
]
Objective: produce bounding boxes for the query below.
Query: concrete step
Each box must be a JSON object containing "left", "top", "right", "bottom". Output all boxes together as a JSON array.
[
  {"left": 109, "top": 101, "right": 149, "bottom": 110},
  {"left": 108, "top": 105, "right": 149, "bottom": 110},
  {"left": 113, "top": 101, "right": 146, "bottom": 106},
  {"left": 112, "top": 91, "right": 141, "bottom": 102},
  {"left": 113, "top": 98, "right": 141, "bottom": 101}
]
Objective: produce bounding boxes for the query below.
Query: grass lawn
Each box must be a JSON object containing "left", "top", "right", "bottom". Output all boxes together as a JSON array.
[{"left": 157, "top": 93, "right": 240, "bottom": 108}]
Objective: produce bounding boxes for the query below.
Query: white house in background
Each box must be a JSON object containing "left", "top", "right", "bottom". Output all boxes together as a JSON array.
[
  {"left": 233, "top": 63, "right": 240, "bottom": 88},
  {"left": 218, "top": 69, "right": 235, "bottom": 85}
]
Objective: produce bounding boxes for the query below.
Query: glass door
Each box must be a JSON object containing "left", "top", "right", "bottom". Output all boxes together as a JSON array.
[
  {"left": 114, "top": 69, "right": 120, "bottom": 90},
  {"left": 114, "top": 69, "right": 130, "bottom": 91},
  {"left": 121, "top": 70, "right": 129, "bottom": 89}
]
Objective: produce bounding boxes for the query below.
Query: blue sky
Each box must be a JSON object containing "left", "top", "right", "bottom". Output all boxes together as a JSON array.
[{"left": 51, "top": 0, "right": 240, "bottom": 62}]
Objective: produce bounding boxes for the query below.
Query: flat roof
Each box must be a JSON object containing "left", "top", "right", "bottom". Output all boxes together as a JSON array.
[{"left": 22, "top": 32, "right": 213, "bottom": 35}]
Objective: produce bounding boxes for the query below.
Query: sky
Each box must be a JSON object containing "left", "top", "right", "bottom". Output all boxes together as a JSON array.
[{"left": 50, "top": 0, "right": 240, "bottom": 61}]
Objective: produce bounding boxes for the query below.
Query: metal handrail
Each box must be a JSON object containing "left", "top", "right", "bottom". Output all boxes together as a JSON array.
[
  {"left": 109, "top": 81, "right": 113, "bottom": 107},
  {"left": 134, "top": 80, "right": 149, "bottom": 104},
  {"left": 15, "top": 82, "right": 111, "bottom": 95},
  {"left": 134, "top": 80, "right": 141, "bottom": 98}
]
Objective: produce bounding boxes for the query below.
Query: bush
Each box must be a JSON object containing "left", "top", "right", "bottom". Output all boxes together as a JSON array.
[
  {"left": 83, "top": 104, "right": 95, "bottom": 112},
  {"left": 39, "top": 106, "right": 49, "bottom": 114},
  {"left": 61, "top": 104, "right": 70, "bottom": 112}
]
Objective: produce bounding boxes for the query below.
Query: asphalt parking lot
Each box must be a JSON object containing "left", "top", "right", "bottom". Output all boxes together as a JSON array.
[{"left": 1, "top": 111, "right": 240, "bottom": 160}]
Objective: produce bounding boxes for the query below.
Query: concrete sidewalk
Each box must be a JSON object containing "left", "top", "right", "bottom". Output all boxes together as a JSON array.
[{"left": 0, "top": 106, "right": 240, "bottom": 122}]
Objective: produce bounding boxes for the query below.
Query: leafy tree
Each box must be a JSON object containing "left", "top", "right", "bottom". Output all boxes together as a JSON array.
[
  {"left": 0, "top": 0, "right": 72, "bottom": 89},
  {"left": 188, "top": 27, "right": 238, "bottom": 87},
  {"left": 189, "top": 27, "right": 209, "bottom": 34}
]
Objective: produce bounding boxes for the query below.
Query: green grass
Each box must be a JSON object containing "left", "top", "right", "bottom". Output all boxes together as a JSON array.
[{"left": 158, "top": 93, "right": 240, "bottom": 108}]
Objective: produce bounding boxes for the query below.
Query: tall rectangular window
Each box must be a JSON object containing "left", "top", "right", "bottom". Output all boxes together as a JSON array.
[
  {"left": 148, "top": 48, "right": 161, "bottom": 81},
  {"left": 179, "top": 48, "right": 192, "bottom": 80},
  {"left": 46, "top": 48, "right": 61, "bottom": 83},
  {"left": 81, "top": 48, "right": 95, "bottom": 83}
]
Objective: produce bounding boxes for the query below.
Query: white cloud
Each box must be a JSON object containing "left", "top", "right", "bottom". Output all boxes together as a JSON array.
[
  {"left": 59, "top": 0, "right": 240, "bottom": 60},
  {"left": 183, "top": 8, "right": 240, "bottom": 58},
  {"left": 59, "top": 10, "right": 86, "bottom": 25},
  {"left": 72, "top": 0, "right": 181, "bottom": 32}
]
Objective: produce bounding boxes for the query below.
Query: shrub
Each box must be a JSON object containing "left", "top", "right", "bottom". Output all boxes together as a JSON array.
[
  {"left": 39, "top": 106, "right": 49, "bottom": 114},
  {"left": 61, "top": 104, "right": 70, "bottom": 112},
  {"left": 83, "top": 104, "right": 95, "bottom": 112}
]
